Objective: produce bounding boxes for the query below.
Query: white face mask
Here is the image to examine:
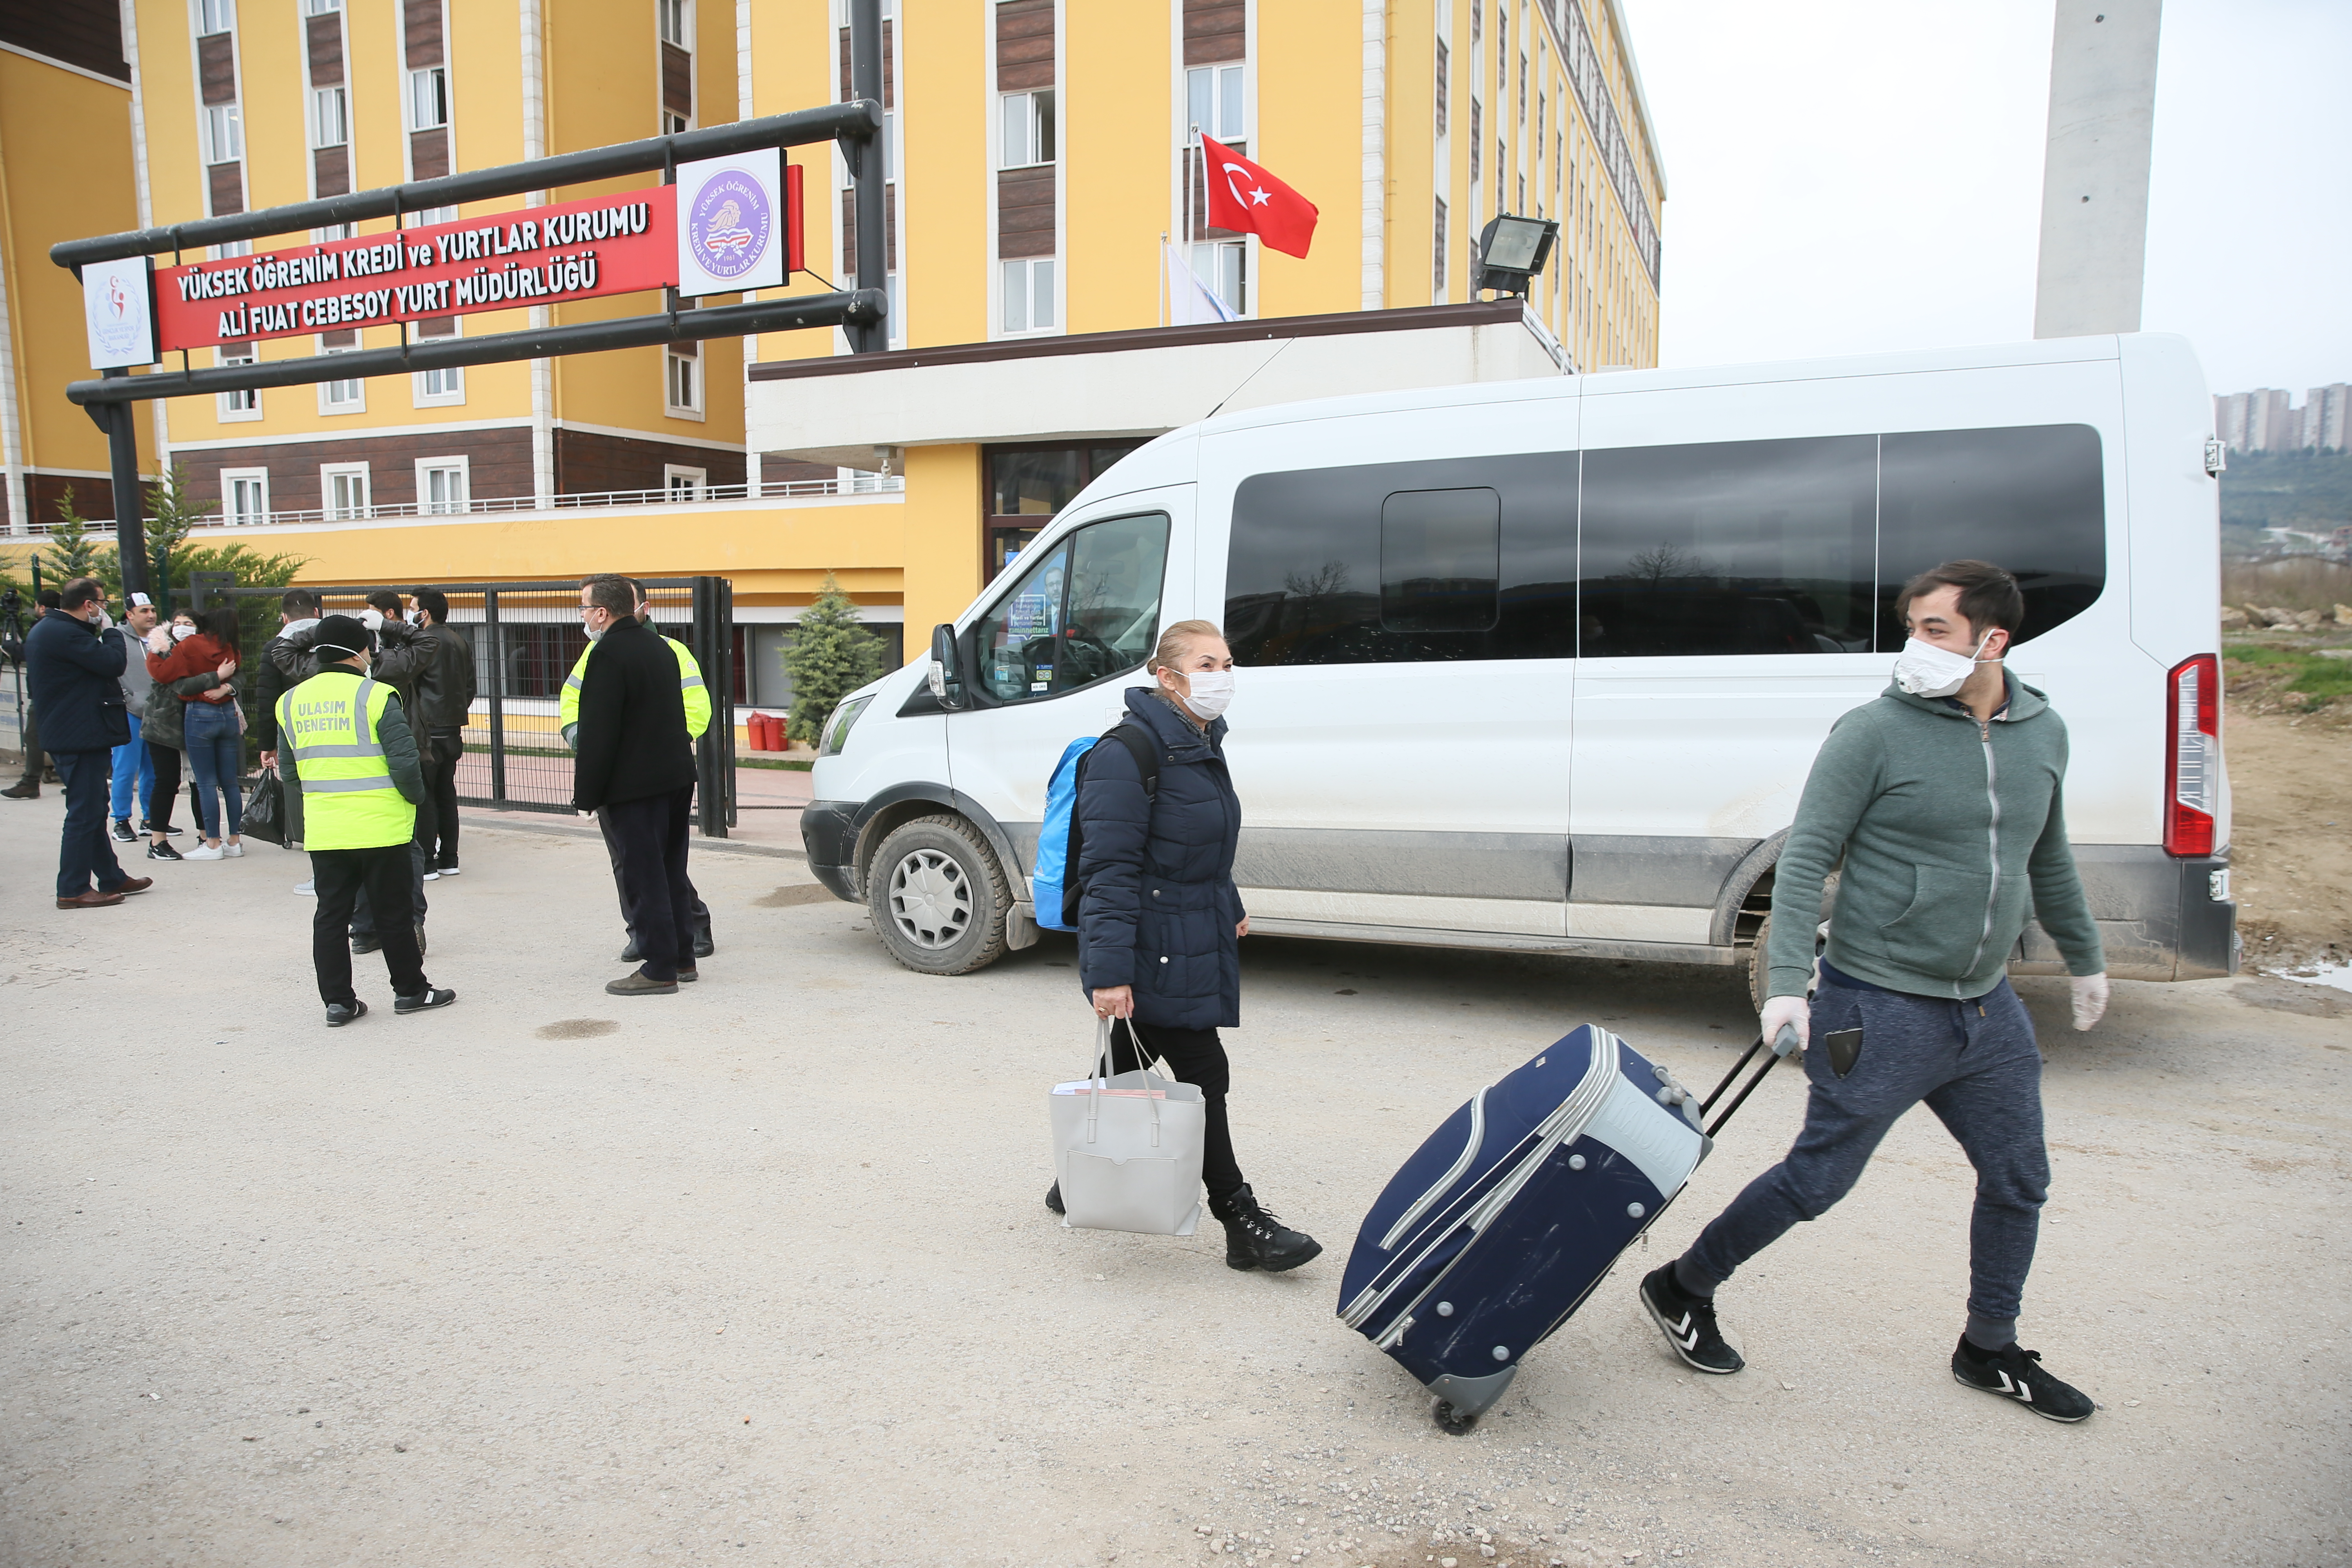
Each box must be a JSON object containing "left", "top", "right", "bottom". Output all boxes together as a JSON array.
[
  {"left": 1892, "top": 632, "right": 1995, "bottom": 699},
  {"left": 1177, "top": 668, "right": 1235, "bottom": 721},
  {"left": 583, "top": 615, "right": 606, "bottom": 642}
]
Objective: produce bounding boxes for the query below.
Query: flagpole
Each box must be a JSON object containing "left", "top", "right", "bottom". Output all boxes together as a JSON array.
[{"left": 1159, "top": 230, "right": 1168, "bottom": 328}]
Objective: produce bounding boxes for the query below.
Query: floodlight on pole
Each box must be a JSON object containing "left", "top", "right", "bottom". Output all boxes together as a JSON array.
[{"left": 1475, "top": 213, "right": 1559, "bottom": 299}]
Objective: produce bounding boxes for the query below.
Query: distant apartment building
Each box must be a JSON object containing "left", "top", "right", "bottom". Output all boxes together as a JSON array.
[{"left": 2216, "top": 383, "right": 2351, "bottom": 454}]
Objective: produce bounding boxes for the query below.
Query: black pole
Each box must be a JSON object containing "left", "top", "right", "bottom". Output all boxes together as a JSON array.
[
  {"left": 98, "top": 372, "right": 150, "bottom": 599},
  {"left": 848, "top": 0, "right": 889, "bottom": 355},
  {"left": 485, "top": 590, "right": 507, "bottom": 805}
]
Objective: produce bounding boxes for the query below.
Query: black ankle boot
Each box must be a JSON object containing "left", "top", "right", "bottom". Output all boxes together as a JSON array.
[{"left": 1210, "top": 1184, "right": 1322, "bottom": 1273}]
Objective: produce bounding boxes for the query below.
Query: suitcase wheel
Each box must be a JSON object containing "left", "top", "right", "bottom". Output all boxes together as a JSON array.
[{"left": 1431, "top": 1397, "right": 1478, "bottom": 1436}]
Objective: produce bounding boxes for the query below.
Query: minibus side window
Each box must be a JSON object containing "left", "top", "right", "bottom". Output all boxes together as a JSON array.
[
  {"left": 1577, "top": 435, "right": 1878, "bottom": 658},
  {"left": 969, "top": 513, "right": 1170, "bottom": 704},
  {"left": 1876, "top": 425, "right": 2105, "bottom": 647},
  {"left": 1382, "top": 489, "right": 1501, "bottom": 633}
]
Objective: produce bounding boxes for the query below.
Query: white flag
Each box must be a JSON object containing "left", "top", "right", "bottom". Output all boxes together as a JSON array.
[{"left": 1164, "top": 243, "right": 1238, "bottom": 326}]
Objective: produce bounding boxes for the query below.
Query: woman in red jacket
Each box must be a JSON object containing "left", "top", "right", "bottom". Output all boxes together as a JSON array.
[{"left": 147, "top": 607, "right": 244, "bottom": 859}]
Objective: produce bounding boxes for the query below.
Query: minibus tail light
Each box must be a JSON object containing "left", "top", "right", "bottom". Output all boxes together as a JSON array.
[{"left": 2164, "top": 654, "right": 2219, "bottom": 858}]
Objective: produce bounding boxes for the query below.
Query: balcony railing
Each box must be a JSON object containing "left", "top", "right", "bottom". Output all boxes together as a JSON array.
[{"left": 10, "top": 473, "right": 903, "bottom": 534}]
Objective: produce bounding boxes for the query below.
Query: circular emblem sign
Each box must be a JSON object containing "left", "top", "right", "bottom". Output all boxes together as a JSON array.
[{"left": 687, "top": 169, "right": 772, "bottom": 281}]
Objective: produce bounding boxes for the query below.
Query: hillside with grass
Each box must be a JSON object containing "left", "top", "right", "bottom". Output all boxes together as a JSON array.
[{"left": 2220, "top": 449, "right": 2352, "bottom": 554}]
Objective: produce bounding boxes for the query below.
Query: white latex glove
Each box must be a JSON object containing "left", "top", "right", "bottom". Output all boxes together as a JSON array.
[
  {"left": 361, "top": 608, "right": 386, "bottom": 632},
  {"left": 1759, "top": 993, "right": 1810, "bottom": 1055},
  {"left": 2069, "top": 973, "right": 2110, "bottom": 1032}
]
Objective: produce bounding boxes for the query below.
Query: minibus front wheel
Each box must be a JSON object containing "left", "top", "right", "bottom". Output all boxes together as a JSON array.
[{"left": 867, "top": 813, "right": 1014, "bottom": 975}]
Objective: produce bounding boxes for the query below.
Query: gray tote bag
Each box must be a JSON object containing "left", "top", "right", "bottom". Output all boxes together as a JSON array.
[{"left": 1049, "top": 1019, "right": 1208, "bottom": 1237}]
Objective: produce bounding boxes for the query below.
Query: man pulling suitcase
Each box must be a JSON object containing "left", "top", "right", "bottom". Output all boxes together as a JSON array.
[{"left": 1640, "top": 561, "right": 2112, "bottom": 1422}]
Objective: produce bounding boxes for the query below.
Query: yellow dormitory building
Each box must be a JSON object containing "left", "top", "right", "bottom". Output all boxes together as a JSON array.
[{"left": 2, "top": 0, "right": 1663, "bottom": 727}]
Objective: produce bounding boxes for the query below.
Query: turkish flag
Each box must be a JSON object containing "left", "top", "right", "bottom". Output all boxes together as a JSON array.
[{"left": 1200, "top": 134, "right": 1319, "bottom": 259}]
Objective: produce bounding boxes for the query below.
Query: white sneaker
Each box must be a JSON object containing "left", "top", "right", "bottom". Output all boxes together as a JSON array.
[
  {"left": 294, "top": 879, "right": 315, "bottom": 895},
  {"left": 222, "top": 842, "right": 245, "bottom": 858},
  {"left": 422, "top": 870, "right": 441, "bottom": 882},
  {"left": 184, "top": 844, "right": 225, "bottom": 861}
]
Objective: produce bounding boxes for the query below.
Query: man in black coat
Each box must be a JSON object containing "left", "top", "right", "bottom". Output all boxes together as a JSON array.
[
  {"left": 24, "top": 578, "right": 154, "bottom": 908},
  {"left": 573, "top": 574, "right": 699, "bottom": 995}
]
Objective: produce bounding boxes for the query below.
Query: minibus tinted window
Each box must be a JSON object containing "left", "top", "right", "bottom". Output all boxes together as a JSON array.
[
  {"left": 1382, "top": 489, "right": 1500, "bottom": 632},
  {"left": 1577, "top": 436, "right": 1878, "bottom": 657},
  {"left": 1877, "top": 425, "right": 2105, "bottom": 648},
  {"left": 972, "top": 513, "right": 1169, "bottom": 703}
]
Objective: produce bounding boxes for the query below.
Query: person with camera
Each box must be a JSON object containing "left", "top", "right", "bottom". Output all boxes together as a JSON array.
[{"left": 24, "top": 578, "right": 153, "bottom": 908}]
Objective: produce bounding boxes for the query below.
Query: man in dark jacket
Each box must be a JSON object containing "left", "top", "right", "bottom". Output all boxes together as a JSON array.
[
  {"left": 25, "top": 578, "right": 153, "bottom": 908},
  {"left": 573, "top": 573, "right": 699, "bottom": 996},
  {"left": 256, "top": 587, "right": 324, "bottom": 862},
  {"left": 408, "top": 588, "right": 475, "bottom": 874}
]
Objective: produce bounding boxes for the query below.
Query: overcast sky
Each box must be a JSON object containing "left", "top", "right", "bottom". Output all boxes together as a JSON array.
[{"left": 1613, "top": 0, "right": 2352, "bottom": 397}]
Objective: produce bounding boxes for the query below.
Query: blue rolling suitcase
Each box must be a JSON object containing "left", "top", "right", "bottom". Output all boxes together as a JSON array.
[{"left": 1338, "top": 1023, "right": 1793, "bottom": 1431}]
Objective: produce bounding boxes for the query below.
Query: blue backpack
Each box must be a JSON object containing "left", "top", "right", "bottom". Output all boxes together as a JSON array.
[{"left": 1032, "top": 721, "right": 1160, "bottom": 932}]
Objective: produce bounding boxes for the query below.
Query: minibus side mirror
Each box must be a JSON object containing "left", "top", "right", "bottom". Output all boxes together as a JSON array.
[{"left": 928, "top": 622, "right": 967, "bottom": 710}]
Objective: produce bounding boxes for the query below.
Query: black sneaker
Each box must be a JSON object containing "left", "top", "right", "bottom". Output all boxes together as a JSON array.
[
  {"left": 395, "top": 987, "right": 457, "bottom": 1014},
  {"left": 1641, "top": 1263, "right": 1745, "bottom": 1374},
  {"left": 1044, "top": 1181, "right": 1065, "bottom": 1215},
  {"left": 1211, "top": 1184, "right": 1322, "bottom": 1273},
  {"left": 1951, "top": 1337, "right": 2095, "bottom": 1422},
  {"left": 325, "top": 998, "right": 368, "bottom": 1027},
  {"left": 111, "top": 819, "right": 136, "bottom": 842},
  {"left": 147, "top": 841, "right": 184, "bottom": 862},
  {"left": 350, "top": 933, "right": 381, "bottom": 955}
]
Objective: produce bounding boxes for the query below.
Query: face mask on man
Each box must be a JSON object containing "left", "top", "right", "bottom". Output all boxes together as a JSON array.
[
  {"left": 1892, "top": 631, "right": 1995, "bottom": 699},
  {"left": 583, "top": 615, "right": 607, "bottom": 642},
  {"left": 1178, "top": 669, "right": 1235, "bottom": 721}
]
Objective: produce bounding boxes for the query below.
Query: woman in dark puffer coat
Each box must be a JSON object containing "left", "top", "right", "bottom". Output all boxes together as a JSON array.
[{"left": 1052, "top": 619, "right": 1320, "bottom": 1274}]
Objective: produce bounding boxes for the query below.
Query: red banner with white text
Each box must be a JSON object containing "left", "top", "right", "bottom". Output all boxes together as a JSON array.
[{"left": 152, "top": 186, "right": 678, "bottom": 353}]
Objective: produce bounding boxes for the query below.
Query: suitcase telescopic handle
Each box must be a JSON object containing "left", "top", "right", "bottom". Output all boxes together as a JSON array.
[{"left": 1700, "top": 1025, "right": 1800, "bottom": 1138}]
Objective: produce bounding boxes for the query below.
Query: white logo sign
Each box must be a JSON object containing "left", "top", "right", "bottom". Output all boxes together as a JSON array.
[
  {"left": 83, "top": 258, "right": 159, "bottom": 370},
  {"left": 675, "top": 147, "right": 786, "bottom": 299}
]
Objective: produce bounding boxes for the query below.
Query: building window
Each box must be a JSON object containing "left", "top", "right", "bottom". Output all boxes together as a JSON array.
[
  {"left": 222, "top": 469, "right": 269, "bottom": 526},
  {"left": 198, "top": 0, "right": 235, "bottom": 33},
  {"left": 414, "top": 318, "right": 462, "bottom": 407},
  {"left": 216, "top": 341, "right": 259, "bottom": 420},
  {"left": 665, "top": 465, "right": 708, "bottom": 500},
  {"left": 304, "top": 0, "right": 342, "bottom": 13},
  {"left": 664, "top": 111, "right": 690, "bottom": 136},
  {"left": 417, "top": 459, "right": 469, "bottom": 515},
  {"left": 1190, "top": 241, "right": 1246, "bottom": 318},
  {"left": 1000, "top": 89, "right": 1056, "bottom": 169},
  {"left": 657, "top": 0, "right": 688, "bottom": 47},
  {"left": 407, "top": 204, "right": 457, "bottom": 227},
  {"left": 1000, "top": 256, "right": 1055, "bottom": 334},
  {"left": 204, "top": 103, "right": 243, "bottom": 164},
  {"left": 1469, "top": 100, "right": 1481, "bottom": 188},
  {"left": 1186, "top": 63, "right": 1245, "bottom": 141},
  {"left": 409, "top": 66, "right": 448, "bottom": 131},
  {"left": 311, "top": 86, "right": 347, "bottom": 148},
  {"left": 1435, "top": 38, "right": 1450, "bottom": 134},
  {"left": 314, "top": 222, "right": 354, "bottom": 242},
  {"left": 665, "top": 340, "right": 701, "bottom": 416},
  {"left": 322, "top": 464, "right": 370, "bottom": 520},
  {"left": 318, "top": 333, "right": 363, "bottom": 413},
  {"left": 1433, "top": 195, "right": 1448, "bottom": 300}
]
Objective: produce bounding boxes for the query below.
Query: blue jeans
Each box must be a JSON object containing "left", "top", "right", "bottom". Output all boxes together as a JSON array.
[
  {"left": 1684, "top": 970, "right": 2049, "bottom": 1330},
  {"left": 182, "top": 701, "right": 244, "bottom": 840},
  {"left": 110, "top": 712, "right": 154, "bottom": 823}
]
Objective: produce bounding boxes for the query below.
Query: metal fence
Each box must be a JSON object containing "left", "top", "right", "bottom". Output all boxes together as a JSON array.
[{"left": 192, "top": 576, "right": 738, "bottom": 835}]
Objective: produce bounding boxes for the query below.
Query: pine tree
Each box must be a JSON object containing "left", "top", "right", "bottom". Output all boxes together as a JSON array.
[
  {"left": 782, "top": 573, "right": 885, "bottom": 745},
  {"left": 143, "top": 464, "right": 212, "bottom": 560},
  {"left": 40, "top": 487, "right": 113, "bottom": 587}
]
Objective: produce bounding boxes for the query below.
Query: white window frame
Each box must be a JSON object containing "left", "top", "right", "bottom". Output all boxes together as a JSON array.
[
  {"left": 657, "top": 0, "right": 689, "bottom": 48},
  {"left": 221, "top": 468, "right": 270, "bottom": 526},
  {"left": 415, "top": 457, "right": 470, "bottom": 515},
  {"left": 664, "top": 464, "right": 708, "bottom": 500},
  {"left": 1000, "top": 89, "right": 1055, "bottom": 171},
  {"left": 413, "top": 362, "right": 465, "bottom": 407},
  {"left": 998, "top": 255, "right": 1057, "bottom": 336},
  {"left": 216, "top": 341, "right": 260, "bottom": 421},
  {"left": 316, "top": 338, "right": 365, "bottom": 415},
  {"left": 303, "top": 0, "right": 342, "bottom": 14},
  {"left": 1185, "top": 63, "right": 1246, "bottom": 142},
  {"left": 408, "top": 66, "right": 449, "bottom": 131},
  {"left": 203, "top": 103, "right": 243, "bottom": 164},
  {"left": 1189, "top": 240, "right": 1247, "bottom": 318},
  {"left": 664, "top": 341, "right": 704, "bottom": 419},
  {"left": 320, "top": 463, "right": 371, "bottom": 520},
  {"left": 198, "top": 0, "right": 235, "bottom": 33},
  {"left": 311, "top": 85, "right": 348, "bottom": 149}
]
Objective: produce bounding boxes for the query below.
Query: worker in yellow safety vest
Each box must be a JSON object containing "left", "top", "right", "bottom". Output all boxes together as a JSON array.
[
  {"left": 277, "top": 614, "right": 456, "bottom": 1027},
  {"left": 558, "top": 579, "right": 714, "bottom": 964}
]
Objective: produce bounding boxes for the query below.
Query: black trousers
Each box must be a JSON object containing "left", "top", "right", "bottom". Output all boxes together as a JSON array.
[
  {"left": 424, "top": 728, "right": 463, "bottom": 866},
  {"left": 145, "top": 745, "right": 181, "bottom": 831},
  {"left": 604, "top": 795, "right": 710, "bottom": 947},
  {"left": 1104, "top": 1019, "right": 1244, "bottom": 1201},
  {"left": 312, "top": 844, "right": 427, "bottom": 1004},
  {"left": 350, "top": 838, "right": 428, "bottom": 936},
  {"left": 598, "top": 784, "right": 698, "bottom": 981}
]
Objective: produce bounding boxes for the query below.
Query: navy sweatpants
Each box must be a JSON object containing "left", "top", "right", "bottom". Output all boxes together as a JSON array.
[{"left": 1685, "top": 970, "right": 2050, "bottom": 1328}]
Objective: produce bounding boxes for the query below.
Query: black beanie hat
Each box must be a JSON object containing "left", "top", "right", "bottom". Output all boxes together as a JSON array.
[{"left": 312, "top": 614, "right": 373, "bottom": 661}]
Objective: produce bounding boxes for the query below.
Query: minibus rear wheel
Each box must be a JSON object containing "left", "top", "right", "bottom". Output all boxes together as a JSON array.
[{"left": 867, "top": 814, "right": 1013, "bottom": 975}]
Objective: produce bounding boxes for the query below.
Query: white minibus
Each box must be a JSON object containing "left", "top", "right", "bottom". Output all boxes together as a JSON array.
[{"left": 802, "top": 332, "right": 2238, "bottom": 1000}]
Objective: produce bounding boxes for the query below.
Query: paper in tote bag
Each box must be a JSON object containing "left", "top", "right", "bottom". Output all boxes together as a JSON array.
[{"left": 1049, "top": 1019, "right": 1208, "bottom": 1237}]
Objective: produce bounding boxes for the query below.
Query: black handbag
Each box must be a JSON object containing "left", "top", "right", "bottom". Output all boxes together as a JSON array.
[{"left": 242, "top": 765, "right": 287, "bottom": 847}]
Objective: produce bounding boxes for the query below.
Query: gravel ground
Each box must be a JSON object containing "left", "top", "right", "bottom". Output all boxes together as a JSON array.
[{"left": 3, "top": 804, "right": 2347, "bottom": 1568}]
